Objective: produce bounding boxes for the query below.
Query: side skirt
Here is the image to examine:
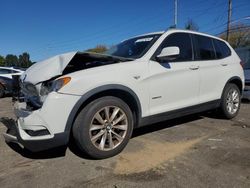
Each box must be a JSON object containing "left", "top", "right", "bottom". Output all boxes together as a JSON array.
[{"left": 138, "top": 100, "right": 220, "bottom": 127}]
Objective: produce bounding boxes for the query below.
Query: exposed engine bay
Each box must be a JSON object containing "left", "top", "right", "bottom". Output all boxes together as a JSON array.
[{"left": 13, "top": 52, "right": 133, "bottom": 110}]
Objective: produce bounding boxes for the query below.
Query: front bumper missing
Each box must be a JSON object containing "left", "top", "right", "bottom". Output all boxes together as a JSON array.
[
  {"left": 2, "top": 118, "right": 24, "bottom": 149},
  {"left": 2, "top": 117, "right": 69, "bottom": 152},
  {"left": 3, "top": 88, "right": 80, "bottom": 152}
]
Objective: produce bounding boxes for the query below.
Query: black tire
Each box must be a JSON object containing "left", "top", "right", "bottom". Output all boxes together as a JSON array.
[
  {"left": 72, "top": 96, "right": 134, "bottom": 159},
  {"left": 0, "top": 84, "right": 5, "bottom": 98},
  {"left": 219, "top": 83, "right": 241, "bottom": 119}
]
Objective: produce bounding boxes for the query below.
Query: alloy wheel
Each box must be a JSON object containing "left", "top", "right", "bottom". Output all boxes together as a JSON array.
[
  {"left": 226, "top": 88, "right": 240, "bottom": 114},
  {"left": 89, "top": 106, "right": 128, "bottom": 151}
]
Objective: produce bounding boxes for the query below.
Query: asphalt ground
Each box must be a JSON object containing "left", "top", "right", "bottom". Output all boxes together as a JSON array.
[{"left": 0, "top": 97, "right": 250, "bottom": 188}]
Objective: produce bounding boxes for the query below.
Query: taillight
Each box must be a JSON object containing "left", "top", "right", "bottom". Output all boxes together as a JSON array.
[{"left": 240, "top": 61, "right": 244, "bottom": 68}]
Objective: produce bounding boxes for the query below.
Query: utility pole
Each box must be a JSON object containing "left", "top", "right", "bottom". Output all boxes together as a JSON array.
[
  {"left": 226, "top": 0, "right": 232, "bottom": 41},
  {"left": 174, "top": 0, "right": 178, "bottom": 28}
]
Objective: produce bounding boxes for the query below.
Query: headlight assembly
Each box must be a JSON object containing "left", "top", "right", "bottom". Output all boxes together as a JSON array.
[
  {"left": 40, "top": 77, "right": 71, "bottom": 97},
  {"left": 51, "top": 77, "right": 71, "bottom": 92}
]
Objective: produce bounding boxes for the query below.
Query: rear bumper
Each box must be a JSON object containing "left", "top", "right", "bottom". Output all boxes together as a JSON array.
[{"left": 3, "top": 120, "right": 69, "bottom": 152}]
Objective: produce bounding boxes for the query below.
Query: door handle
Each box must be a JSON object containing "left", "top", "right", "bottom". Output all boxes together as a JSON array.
[
  {"left": 221, "top": 63, "right": 228, "bottom": 66},
  {"left": 189, "top": 65, "right": 199, "bottom": 70}
]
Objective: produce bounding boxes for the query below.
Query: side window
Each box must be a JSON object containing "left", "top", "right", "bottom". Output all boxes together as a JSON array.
[
  {"left": 157, "top": 33, "right": 193, "bottom": 62},
  {"left": 0, "top": 68, "right": 12, "bottom": 74},
  {"left": 194, "top": 35, "right": 216, "bottom": 60},
  {"left": 213, "top": 39, "right": 231, "bottom": 59}
]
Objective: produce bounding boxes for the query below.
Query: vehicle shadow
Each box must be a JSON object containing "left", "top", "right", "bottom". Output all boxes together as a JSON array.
[
  {"left": 132, "top": 114, "right": 203, "bottom": 138},
  {"left": 68, "top": 114, "right": 204, "bottom": 160},
  {"left": 6, "top": 143, "right": 67, "bottom": 159},
  {"left": 2, "top": 113, "right": 205, "bottom": 160},
  {"left": 242, "top": 99, "right": 250, "bottom": 104},
  {"left": 0, "top": 117, "right": 67, "bottom": 159}
]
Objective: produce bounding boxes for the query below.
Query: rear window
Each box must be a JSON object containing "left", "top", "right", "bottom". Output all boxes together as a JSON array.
[
  {"left": 213, "top": 39, "right": 231, "bottom": 59},
  {"left": 193, "top": 35, "right": 216, "bottom": 60}
]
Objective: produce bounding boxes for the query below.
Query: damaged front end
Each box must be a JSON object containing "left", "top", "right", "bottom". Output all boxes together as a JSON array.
[{"left": 4, "top": 51, "right": 130, "bottom": 152}]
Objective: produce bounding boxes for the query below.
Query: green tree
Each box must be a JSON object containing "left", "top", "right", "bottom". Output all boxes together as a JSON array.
[
  {"left": 19, "top": 52, "right": 32, "bottom": 68},
  {"left": 86, "top": 45, "right": 108, "bottom": 53},
  {"left": 0, "top": 56, "right": 5, "bottom": 66},
  {"left": 185, "top": 19, "right": 199, "bottom": 31},
  {"left": 5, "top": 54, "right": 18, "bottom": 67},
  {"left": 219, "top": 23, "right": 250, "bottom": 48}
]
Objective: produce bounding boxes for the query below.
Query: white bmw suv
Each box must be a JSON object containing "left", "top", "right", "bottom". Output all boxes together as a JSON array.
[{"left": 4, "top": 29, "right": 244, "bottom": 159}]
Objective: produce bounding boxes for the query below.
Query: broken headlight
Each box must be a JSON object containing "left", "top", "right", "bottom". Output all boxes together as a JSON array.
[{"left": 40, "top": 77, "right": 71, "bottom": 96}]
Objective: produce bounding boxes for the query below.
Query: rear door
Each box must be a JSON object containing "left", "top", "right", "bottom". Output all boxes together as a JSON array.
[{"left": 192, "top": 34, "right": 231, "bottom": 103}]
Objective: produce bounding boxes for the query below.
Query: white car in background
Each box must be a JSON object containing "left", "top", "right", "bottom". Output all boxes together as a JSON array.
[
  {"left": 3, "top": 29, "right": 244, "bottom": 159},
  {"left": 235, "top": 47, "right": 250, "bottom": 100},
  {"left": 0, "top": 67, "right": 24, "bottom": 79}
]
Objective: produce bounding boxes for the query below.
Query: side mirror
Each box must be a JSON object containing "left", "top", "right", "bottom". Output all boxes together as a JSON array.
[{"left": 156, "top": 46, "right": 180, "bottom": 61}]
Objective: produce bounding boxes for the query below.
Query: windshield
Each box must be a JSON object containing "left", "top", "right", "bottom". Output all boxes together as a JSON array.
[
  {"left": 236, "top": 48, "right": 250, "bottom": 69},
  {"left": 106, "top": 34, "right": 162, "bottom": 59}
]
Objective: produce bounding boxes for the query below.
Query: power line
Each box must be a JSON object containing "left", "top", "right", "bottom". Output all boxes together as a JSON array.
[
  {"left": 216, "top": 25, "right": 250, "bottom": 36},
  {"left": 32, "top": 14, "right": 173, "bottom": 60},
  {"left": 30, "top": 8, "right": 173, "bottom": 56},
  {"left": 203, "top": 15, "right": 250, "bottom": 34}
]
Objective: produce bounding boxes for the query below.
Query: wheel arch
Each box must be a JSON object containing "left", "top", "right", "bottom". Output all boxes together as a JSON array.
[
  {"left": 65, "top": 84, "right": 142, "bottom": 134},
  {"left": 220, "top": 76, "right": 243, "bottom": 101},
  {"left": 223, "top": 76, "right": 243, "bottom": 95}
]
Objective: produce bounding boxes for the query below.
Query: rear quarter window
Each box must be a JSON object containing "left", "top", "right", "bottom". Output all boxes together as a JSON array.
[{"left": 213, "top": 39, "right": 231, "bottom": 59}]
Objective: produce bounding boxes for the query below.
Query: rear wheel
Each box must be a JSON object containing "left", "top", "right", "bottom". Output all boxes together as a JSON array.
[
  {"left": 73, "top": 96, "right": 133, "bottom": 159},
  {"left": 219, "top": 83, "right": 241, "bottom": 119},
  {"left": 0, "top": 84, "right": 5, "bottom": 98}
]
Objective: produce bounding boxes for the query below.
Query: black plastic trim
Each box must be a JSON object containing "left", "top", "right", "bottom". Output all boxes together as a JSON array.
[
  {"left": 138, "top": 100, "right": 220, "bottom": 127},
  {"left": 222, "top": 76, "right": 243, "bottom": 96},
  {"left": 18, "top": 132, "right": 69, "bottom": 152},
  {"left": 65, "top": 84, "right": 142, "bottom": 132},
  {"left": 8, "top": 121, "right": 69, "bottom": 152}
]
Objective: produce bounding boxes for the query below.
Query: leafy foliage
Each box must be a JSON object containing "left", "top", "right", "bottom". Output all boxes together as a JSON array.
[
  {"left": 185, "top": 19, "right": 199, "bottom": 31},
  {"left": 219, "top": 23, "right": 250, "bottom": 48},
  {"left": 86, "top": 45, "right": 108, "bottom": 53},
  {"left": 0, "top": 52, "right": 33, "bottom": 68},
  {"left": 0, "top": 56, "right": 5, "bottom": 66},
  {"left": 5, "top": 54, "right": 18, "bottom": 67},
  {"left": 19, "top": 52, "right": 33, "bottom": 68}
]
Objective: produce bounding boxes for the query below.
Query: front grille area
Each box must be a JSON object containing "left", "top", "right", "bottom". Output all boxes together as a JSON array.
[
  {"left": 12, "top": 76, "right": 42, "bottom": 110},
  {"left": 21, "top": 83, "right": 42, "bottom": 110}
]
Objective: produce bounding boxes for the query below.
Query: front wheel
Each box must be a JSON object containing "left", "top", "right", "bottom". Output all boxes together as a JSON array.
[
  {"left": 219, "top": 83, "right": 241, "bottom": 119},
  {"left": 73, "top": 96, "right": 134, "bottom": 159}
]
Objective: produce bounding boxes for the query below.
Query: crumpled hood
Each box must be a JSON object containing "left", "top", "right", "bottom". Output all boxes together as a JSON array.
[{"left": 21, "top": 51, "right": 77, "bottom": 84}]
